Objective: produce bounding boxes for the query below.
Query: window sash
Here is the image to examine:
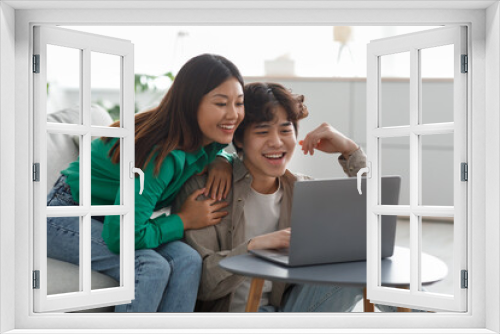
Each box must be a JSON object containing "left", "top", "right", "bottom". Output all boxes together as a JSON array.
[
  {"left": 33, "top": 25, "right": 135, "bottom": 313},
  {"left": 366, "top": 25, "right": 468, "bottom": 312}
]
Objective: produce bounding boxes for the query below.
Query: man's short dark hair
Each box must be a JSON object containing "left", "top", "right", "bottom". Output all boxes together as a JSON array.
[{"left": 233, "top": 82, "right": 308, "bottom": 154}]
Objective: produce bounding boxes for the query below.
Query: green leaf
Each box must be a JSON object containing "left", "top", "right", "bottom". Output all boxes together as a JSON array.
[{"left": 163, "top": 72, "right": 175, "bottom": 81}]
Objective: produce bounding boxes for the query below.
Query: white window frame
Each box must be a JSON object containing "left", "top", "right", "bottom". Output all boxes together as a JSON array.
[
  {"left": 33, "top": 25, "right": 136, "bottom": 313},
  {"left": 366, "top": 26, "right": 468, "bottom": 312},
  {"left": 0, "top": 1, "right": 498, "bottom": 333}
]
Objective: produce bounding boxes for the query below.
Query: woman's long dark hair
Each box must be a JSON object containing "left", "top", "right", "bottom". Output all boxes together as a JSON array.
[{"left": 104, "top": 54, "right": 244, "bottom": 176}]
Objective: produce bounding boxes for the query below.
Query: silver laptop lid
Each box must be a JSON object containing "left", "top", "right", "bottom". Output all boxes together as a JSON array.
[{"left": 288, "top": 176, "right": 401, "bottom": 267}]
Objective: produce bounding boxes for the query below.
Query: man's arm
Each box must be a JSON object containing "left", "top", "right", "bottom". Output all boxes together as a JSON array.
[
  {"left": 338, "top": 147, "right": 367, "bottom": 177},
  {"left": 185, "top": 228, "right": 249, "bottom": 301},
  {"left": 298, "top": 122, "right": 367, "bottom": 177}
]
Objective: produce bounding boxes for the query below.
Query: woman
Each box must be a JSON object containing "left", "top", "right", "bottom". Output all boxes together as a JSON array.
[{"left": 46, "top": 54, "right": 245, "bottom": 312}]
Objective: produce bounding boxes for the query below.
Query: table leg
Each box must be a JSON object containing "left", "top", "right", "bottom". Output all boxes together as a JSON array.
[
  {"left": 245, "top": 278, "right": 265, "bottom": 312},
  {"left": 397, "top": 306, "right": 412, "bottom": 312},
  {"left": 363, "top": 287, "right": 375, "bottom": 312}
]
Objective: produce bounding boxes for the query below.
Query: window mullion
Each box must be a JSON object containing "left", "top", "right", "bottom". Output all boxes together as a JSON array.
[
  {"left": 80, "top": 47, "right": 92, "bottom": 295},
  {"left": 121, "top": 49, "right": 136, "bottom": 293},
  {"left": 409, "top": 47, "right": 420, "bottom": 294},
  {"left": 45, "top": 123, "right": 129, "bottom": 137},
  {"left": 413, "top": 123, "right": 454, "bottom": 135},
  {"left": 366, "top": 48, "right": 379, "bottom": 297}
]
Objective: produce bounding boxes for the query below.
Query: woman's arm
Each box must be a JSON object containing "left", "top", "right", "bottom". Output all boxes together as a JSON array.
[
  {"left": 103, "top": 178, "right": 194, "bottom": 253},
  {"left": 102, "top": 153, "right": 229, "bottom": 253}
]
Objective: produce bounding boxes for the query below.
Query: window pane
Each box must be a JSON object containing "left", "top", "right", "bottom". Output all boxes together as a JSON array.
[
  {"left": 47, "top": 216, "right": 81, "bottom": 295},
  {"left": 46, "top": 133, "right": 81, "bottom": 199},
  {"left": 421, "top": 133, "right": 454, "bottom": 206},
  {"left": 421, "top": 45, "right": 454, "bottom": 124},
  {"left": 91, "top": 52, "right": 122, "bottom": 124},
  {"left": 46, "top": 44, "right": 81, "bottom": 123},
  {"left": 420, "top": 216, "right": 453, "bottom": 296},
  {"left": 91, "top": 137, "right": 122, "bottom": 206},
  {"left": 91, "top": 215, "right": 121, "bottom": 291},
  {"left": 381, "top": 136, "right": 410, "bottom": 206},
  {"left": 380, "top": 52, "right": 410, "bottom": 127},
  {"left": 380, "top": 215, "right": 409, "bottom": 291}
]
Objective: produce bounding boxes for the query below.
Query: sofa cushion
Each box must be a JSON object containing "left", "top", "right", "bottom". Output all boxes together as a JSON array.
[{"left": 47, "top": 258, "right": 117, "bottom": 312}]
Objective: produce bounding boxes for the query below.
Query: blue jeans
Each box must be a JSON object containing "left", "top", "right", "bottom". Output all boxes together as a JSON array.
[
  {"left": 46, "top": 175, "right": 202, "bottom": 312},
  {"left": 259, "top": 284, "right": 364, "bottom": 312}
]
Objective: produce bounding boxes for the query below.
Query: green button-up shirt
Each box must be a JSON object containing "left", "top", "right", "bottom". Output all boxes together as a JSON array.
[{"left": 61, "top": 137, "right": 230, "bottom": 253}]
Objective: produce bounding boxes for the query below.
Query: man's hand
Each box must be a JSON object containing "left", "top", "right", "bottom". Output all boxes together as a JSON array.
[
  {"left": 247, "top": 228, "right": 291, "bottom": 251},
  {"left": 299, "top": 123, "right": 359, "bottom": 157}
]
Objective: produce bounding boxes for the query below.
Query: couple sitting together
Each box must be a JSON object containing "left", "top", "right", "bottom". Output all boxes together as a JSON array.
[{"left": 47, "top": 53, "right": 370, "bottom": 313}]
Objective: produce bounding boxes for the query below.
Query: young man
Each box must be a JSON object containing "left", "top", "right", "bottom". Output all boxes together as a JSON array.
[{"left": 172, "top": 82, "right": 367, "bottom": 312}]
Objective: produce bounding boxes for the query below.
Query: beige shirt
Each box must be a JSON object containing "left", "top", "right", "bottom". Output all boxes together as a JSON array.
[{"left": 171, "top": 149, "right": 367, "bottom": 312}]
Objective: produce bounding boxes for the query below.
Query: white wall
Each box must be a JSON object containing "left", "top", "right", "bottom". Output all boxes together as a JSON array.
[
  {"left": 0, "top": 2, "right": 16, "bottom": 333},
  {"left": 486, "top": 2, "right": 500, "bottom": 332}
]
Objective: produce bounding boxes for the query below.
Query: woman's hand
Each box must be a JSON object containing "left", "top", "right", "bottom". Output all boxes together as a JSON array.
[
  {"left": 247, "top": 228, "right": 291, "bottom": 251},
  {"left": 177, "top": 188, "right": 229, "bottom": 230},
  {"left": 203, "top": 157, "right": 233, "bottom": 201},
  {"left": 299, "top": 123, "right": 359, "bottom": 158}
]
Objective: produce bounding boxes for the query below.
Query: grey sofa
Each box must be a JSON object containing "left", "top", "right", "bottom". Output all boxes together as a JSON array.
[{"left": 47, "top": 106, "right": 118, "bottom": 312}]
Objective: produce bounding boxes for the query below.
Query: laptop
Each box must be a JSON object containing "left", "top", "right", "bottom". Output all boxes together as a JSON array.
[{"left": 249, "top": 176, "right": 401, "bottom": 267}]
